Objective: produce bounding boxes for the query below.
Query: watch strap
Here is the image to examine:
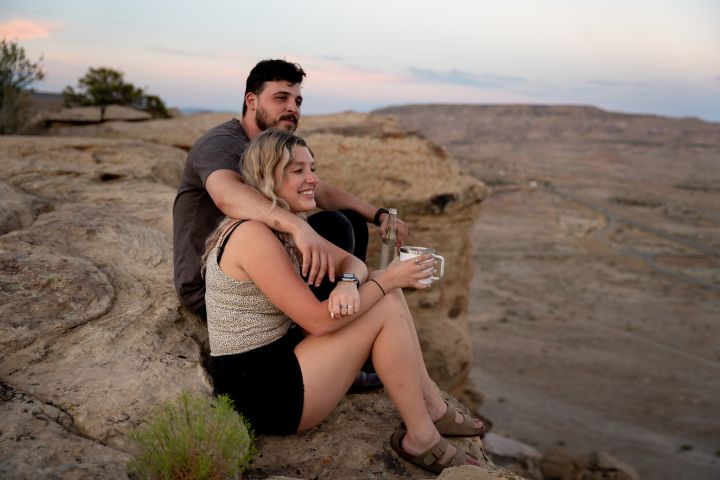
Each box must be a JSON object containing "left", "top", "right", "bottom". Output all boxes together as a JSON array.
[
  {"left": 340, "top": 273, "right": 360, "bottom": 287},
  {"left": 373, "top": 208, "right": 389, "bottom": 226}
]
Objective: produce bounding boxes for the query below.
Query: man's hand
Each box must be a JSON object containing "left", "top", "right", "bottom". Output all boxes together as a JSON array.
[
  {"left": 293, "top": 222, "right": 335, "bottom": 287},
  {"left": 379, "top": 213, "right": 409, "bottom": 247}
]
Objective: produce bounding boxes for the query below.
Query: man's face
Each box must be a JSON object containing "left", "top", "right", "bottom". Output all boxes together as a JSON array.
[{"left": 254, "top": 80, "right": 302, "bottom": 133}]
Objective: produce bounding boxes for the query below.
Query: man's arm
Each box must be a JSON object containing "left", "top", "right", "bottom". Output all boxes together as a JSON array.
[
  {"left": 314, "top": 180, "right": 409, "bottom": 246},
  {"left": 206, "top": 169, "right": 335, "bottom": 284}
]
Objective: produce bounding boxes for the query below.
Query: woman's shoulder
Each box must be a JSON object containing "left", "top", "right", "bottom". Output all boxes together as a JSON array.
[
  {"left": 230, "top": 219, "right": 275, "bottom": 236},
  {"left": 220, "top": 220, "right": 288, "bottom": 272},
  {"left": 225, "top": 220, "right": 282, "bottom": 248}
]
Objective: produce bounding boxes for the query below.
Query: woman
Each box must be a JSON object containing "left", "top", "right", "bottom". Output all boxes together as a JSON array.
[{"left": 203, "top": 129, "right": 488, "bottom": 474}]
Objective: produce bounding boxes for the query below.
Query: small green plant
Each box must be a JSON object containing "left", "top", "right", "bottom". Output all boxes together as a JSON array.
[
  {"left": 480, "top": 176, "right": 516, "bottom": 187},
  {"left": 128, "top": 392, "right": 256, "bottom": 480}
]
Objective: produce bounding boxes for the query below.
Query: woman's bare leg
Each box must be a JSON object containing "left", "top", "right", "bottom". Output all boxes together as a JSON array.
[
  {"left": 391, "top": 288, "right": 486, "bottom": 430},
  {"left": 294, "top": 292, "right": 479, "bottom": 465},
  {"left": 295, "top": 292, "right": 431, "bottom": 435}
]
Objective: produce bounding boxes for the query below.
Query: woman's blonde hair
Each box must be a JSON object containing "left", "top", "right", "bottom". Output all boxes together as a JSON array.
[{"left": 201, "top": 129, "right": 314, "bottom": 271}]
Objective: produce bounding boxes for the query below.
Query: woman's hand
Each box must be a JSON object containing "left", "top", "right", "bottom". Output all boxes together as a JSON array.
[
  {"left": 328, "top": 281, "right": 361, "bottom": 318},
  {"left": 380, "top": 253, "right": 435, "bottom": 290}
]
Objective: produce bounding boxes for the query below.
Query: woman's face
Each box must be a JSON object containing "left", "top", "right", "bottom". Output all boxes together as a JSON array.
[{"left": 274, "top": 145, "right": 318, "bottom": 213}]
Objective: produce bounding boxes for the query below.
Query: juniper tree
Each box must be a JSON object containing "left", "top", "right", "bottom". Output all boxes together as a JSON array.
[
  {"left": 0, "top": 38, "right": 45, "bottom": 134},
  {"left": 64, "top": 67, "right": 169, "bottom": 118}
]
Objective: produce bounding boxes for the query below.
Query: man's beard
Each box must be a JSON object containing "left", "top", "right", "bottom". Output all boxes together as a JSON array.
[{"left": 256, "top": 105, "right": 298, "bottom": 132}]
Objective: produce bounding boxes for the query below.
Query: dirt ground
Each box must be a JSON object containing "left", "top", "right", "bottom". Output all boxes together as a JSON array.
[
  {"left": 377, "top": 105, "right": 720, "bottom": 479},
  {"left": 469, "top": 187, "right": 719, "bottom": 480}
]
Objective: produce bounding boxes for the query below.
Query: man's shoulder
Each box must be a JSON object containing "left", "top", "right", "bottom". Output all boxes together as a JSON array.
[
  {"left": 209, "top": 118, "right": 248, "bottom": 137},
  {"left": 192, "top": 118, "right": 249, "bottom": 150}
]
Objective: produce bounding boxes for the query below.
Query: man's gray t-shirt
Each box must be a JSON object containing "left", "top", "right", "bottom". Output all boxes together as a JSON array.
[{"left": 173, "top": 118, "right": 250, "bottom": 312}]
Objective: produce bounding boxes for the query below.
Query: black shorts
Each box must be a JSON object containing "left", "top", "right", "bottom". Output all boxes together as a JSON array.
[{"left": 211, "top": 326, "right": 305, "bottom": 435}]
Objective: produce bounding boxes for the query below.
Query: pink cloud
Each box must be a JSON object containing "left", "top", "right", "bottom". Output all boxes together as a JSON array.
[{"left": 0, "top": 19, "right": 59, "bottom": 40}]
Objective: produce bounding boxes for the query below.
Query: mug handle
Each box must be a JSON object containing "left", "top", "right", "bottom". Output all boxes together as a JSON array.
[{"left": 432, "top": 255, "right": 444, "bottom": 280}]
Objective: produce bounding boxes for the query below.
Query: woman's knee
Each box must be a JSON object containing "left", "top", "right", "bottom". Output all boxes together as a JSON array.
[{"left": 370, "top": 290, "right": 405, "bottom": 321}]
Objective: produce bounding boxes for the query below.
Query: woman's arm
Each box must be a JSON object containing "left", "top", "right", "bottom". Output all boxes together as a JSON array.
[
  {"left": 207, "top": 169, "right": 335, "bottom": 284},
  {"left": 220, "top": 220, "right": 353, "bottom": 336},
  {"left": 222, "top": 220, "right": 433, "bottom": 336}
]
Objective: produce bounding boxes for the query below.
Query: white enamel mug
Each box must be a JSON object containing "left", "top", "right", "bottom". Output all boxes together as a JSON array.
[{"left": 399, "top": 246, "right": 445, "bottom": 285}]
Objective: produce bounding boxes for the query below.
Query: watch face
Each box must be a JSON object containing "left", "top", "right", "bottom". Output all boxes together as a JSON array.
[{"left": 341, "top": 273, "right": 355, "bottom": 281}]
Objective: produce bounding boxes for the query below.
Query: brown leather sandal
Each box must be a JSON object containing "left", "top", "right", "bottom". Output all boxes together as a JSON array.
[
  {"left": 434, "top": 401, "right": 492, "bottom": 437},
  {"left": 389, "top": 428, "right": 481, "bottom": 474}
]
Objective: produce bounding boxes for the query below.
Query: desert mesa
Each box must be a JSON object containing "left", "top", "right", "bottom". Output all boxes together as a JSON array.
[{"left": 376, "top": 104, "right": 720, "bottom": 480}]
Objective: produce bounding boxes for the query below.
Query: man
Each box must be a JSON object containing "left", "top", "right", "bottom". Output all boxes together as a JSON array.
[{"left": 173, "top": 59, "right": 408, "bottom": 388}]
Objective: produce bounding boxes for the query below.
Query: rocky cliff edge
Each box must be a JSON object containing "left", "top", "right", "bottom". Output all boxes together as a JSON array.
[{"left": 0, "top": 113, "right": 508, "bottom": 479}]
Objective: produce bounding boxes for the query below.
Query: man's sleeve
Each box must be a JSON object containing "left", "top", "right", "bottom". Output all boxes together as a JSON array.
[{"left": 193, "top": 136, "right": 242, "bottom": 187}]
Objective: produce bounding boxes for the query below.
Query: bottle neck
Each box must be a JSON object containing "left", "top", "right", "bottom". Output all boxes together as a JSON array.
[
  {"left": 387, "top": 214, "right": 396, "bottom": 232},
  {"left": 387, "top": 209, "right": 397, "bottom": 229}
]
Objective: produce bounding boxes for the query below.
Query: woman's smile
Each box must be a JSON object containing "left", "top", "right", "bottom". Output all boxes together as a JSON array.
[{"left": 274, "top": 145, "right": 318, "bottom": 213}]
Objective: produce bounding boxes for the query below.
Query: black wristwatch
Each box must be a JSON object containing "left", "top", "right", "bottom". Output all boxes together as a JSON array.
[
  {"left": 373, "top": 208, "right": 389, "bottom": 226},
  {"left": 340, "top": 273, "right": 360, "bottom": 287}
]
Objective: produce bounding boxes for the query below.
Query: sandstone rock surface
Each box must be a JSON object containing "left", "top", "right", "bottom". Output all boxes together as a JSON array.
[
  {"left": 42, "top": 104, "right": 153, "bottom": 125},
  {"left": 102, "top": 105, "right": 152, "bottom": 121},
  {"left": 44, "top": 106, "right": 102, "bottom": 123},
  {"left": 0, "top": 114, "right": 500, "bottom": 479},
  {"left": 248, "top": 392, "right": 511, "bottom": 479},
  {"left": 49, "top": 111, "right": 234, "bottom": 150},
  {"left": 0, "top": 135, "right": 211, "bottom": 478}
]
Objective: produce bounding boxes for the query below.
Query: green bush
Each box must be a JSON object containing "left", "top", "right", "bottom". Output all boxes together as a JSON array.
[
  {"left": 128, "top": 392, "right": 256, "bottom": 480},
  {"left": 63, "top": 66, "right": 170, "bottom": 118},
  {"left": 141, "top": 93, "right": 169, "bottom": 119},
  {"left": 0, "top": 38, "right": 45, "bottom": 134}
]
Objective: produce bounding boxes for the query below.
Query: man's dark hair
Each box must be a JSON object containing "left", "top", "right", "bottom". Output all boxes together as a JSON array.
[{"left": 243, "top": 59, "right": 306, "bottom": 115}]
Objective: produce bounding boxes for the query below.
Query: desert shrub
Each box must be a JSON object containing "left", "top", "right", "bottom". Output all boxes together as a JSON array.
[
  {"left": 0, "top": 38, "right": 45, "bottom": 134},
  {"left": 128, "top": 392, "right": 256, "bottom": 480},
  {"left": 480, "top": 176, "right": 516, "bottom": 187},
  {"left": 63, "top": 67, "right": 170, "bottom": 118},
  {"left": 141, "top": 94, "right": 169, "bottom": 118}
]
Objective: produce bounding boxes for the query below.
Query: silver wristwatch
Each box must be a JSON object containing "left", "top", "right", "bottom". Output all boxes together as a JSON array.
[{"left": 340, "top": 273, "right": 360, "bottom": 287}]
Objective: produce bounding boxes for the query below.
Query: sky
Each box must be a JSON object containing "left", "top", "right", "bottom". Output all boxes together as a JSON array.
[{"left": 1, "top": 0, "right": 719, "bottom": 121}]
